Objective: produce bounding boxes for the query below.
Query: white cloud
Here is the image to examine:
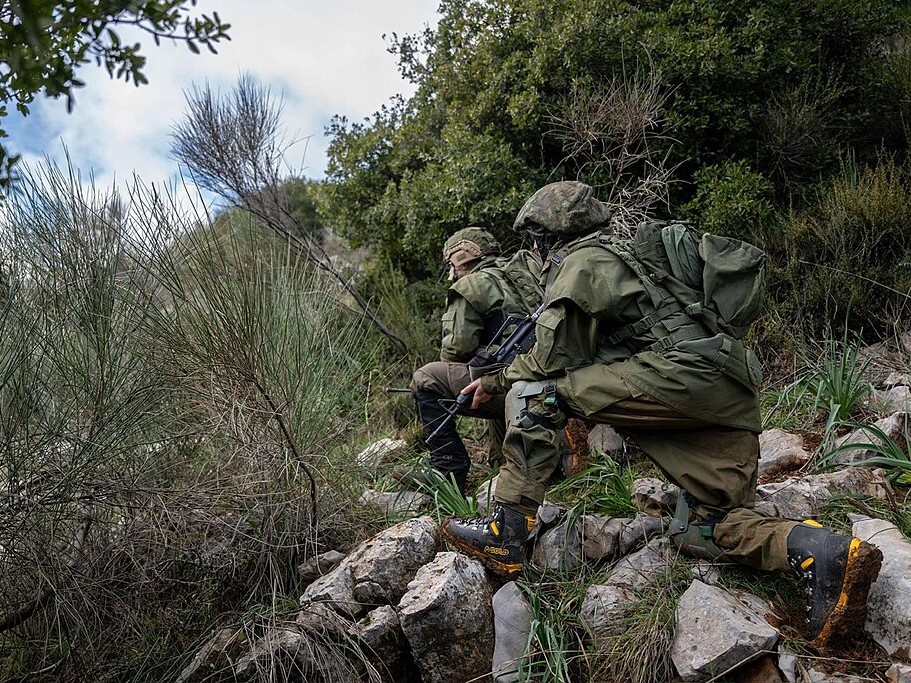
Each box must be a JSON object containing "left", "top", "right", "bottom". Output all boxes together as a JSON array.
[{"left": 7, "top": 0, "right": 437, "bottom": 192}]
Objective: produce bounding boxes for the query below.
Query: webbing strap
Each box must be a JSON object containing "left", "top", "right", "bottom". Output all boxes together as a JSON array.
[
  {"left": 604, "top": 300, "right": 684, "bottom": 345},
  {"left": 544, "top": 230, "right": 604, "bottom": 292},
  {"left": 645, "top": 324, "right": 709, "bottom": 353},
  {"left": 546, "top": 231, "right": 710, "bottom": 356},
  {"left": 604, "top": 240, "right": 673, "bottom": 309},
  {"left": 601, "top": 241, "right": 710, "bottom": 352}
]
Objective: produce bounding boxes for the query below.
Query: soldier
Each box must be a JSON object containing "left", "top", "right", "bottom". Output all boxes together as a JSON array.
[
  {"left": 441, "top": 181, "right": 883, "bottom": 650},
  {"left": 396, "top": 227, "right": 542, "bottom": 495}
]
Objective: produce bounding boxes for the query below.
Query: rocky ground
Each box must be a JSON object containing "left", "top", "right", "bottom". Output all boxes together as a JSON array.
[{"left": 175, "top": 343, "right": 911, "bottom": 683}]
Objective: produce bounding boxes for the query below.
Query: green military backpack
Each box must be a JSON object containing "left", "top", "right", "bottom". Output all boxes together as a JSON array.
[
  {"left": 494, "top": 249, "right": 544, "bottom": 314},
  {"left": 628, "top": 221, "right": 766, "bottom": 340}
]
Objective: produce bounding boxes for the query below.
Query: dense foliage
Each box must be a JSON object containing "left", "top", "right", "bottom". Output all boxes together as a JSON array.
[
  {"left": 320, "top": 0, "right": 911, "bottom": 337},
  {"left": 0, "top": 0, "right": 231, "bottom": 187}
]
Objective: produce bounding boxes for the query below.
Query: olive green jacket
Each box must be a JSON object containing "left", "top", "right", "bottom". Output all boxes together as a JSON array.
[
  {"left": 480, "top": 241, "right": 762, "bottom": 431},
  {"left": 440, "top": 251, "right": 543, "bottom": 362}
]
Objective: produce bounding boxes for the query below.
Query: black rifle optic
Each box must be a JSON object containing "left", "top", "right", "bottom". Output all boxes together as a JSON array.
[{"left": 428, "top": 300, "right": 548, "bottom": 442}]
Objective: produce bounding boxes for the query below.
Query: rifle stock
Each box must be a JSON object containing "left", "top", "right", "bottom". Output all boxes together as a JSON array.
[{"left": 427, "top": 300, "right": 548, "bottom": 441}]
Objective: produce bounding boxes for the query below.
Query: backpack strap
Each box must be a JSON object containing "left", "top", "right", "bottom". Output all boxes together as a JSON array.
[
  {"left": 544, "top": 229, "right": 711, "bottom": 355},
  {"left": 600, "top": 238, "right": 710, "bottom": 354},
  {"left": 544, "top": 230, "right": 603, "bottom": 291},
  {"left": 603, "top": 300, "right": 684, "bottom": 346}
]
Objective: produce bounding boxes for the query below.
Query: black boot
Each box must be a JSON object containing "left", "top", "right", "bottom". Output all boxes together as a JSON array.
[
  {"left": 440, "top": 504, "right": 536, "bottom": 576},
  {"left": 787, "top": 521, "right": 883, "bottom": 649},
  {"left": 409, "top": 391, "right": 470, "bottom": 493}
]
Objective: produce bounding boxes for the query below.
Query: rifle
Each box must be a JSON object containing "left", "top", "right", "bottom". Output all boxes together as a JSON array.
[{"left": 428, "top": 300, "right": 548, "bottom": 441}]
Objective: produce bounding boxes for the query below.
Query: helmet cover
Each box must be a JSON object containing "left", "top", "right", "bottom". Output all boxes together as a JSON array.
[
  {"left": 513, "top": 181, "right": 610, "bottom": 235},
  {"left": 443, "top": 227, "right": 500, "bottom": 269}
]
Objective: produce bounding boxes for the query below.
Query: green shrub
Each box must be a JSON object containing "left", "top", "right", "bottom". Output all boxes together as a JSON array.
[
  {"left": 683, "top": 160, "right": 777, "bottom": 244},
  {"left": 357, "top": 257, "right": 448, "bottom": 368},
  {"left": 773, "top": 155, "right": 911, "bottom": 336},
  {"left": 0, "top": 165, "right": 385, "bottom": 681}
]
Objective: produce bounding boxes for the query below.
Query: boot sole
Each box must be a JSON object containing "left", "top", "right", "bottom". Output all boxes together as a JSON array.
[
  {"left": 811, "top": 539, "right": 883, "bottom": 650},
  {"left": 440, "top": 524, "right": 524, "bottom": 577}
]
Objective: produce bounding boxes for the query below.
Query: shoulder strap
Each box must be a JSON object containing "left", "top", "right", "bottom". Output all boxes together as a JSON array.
[
  {"left": 598, "top": 235, "right": 708, "bottom": 353},
  {"left": 545, "top": 230, "right": 604, "bottom": 291},
  {"left": 495, "top": 251, "right": 543, "bottom": 315}
]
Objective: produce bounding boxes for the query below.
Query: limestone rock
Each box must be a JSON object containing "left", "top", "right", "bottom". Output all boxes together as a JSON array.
[
  {"left": 297, "top": 550, "right": 345, "bottom": 584},
  {"left": 356, "top": 437, "right": 407, "bottom": 466},
  {"left": 588, "top": 423, "right": 626, "bottom": 455},
  {"left": 535, "top": 502, "right": 563, "bottom": 528},
  {"left": 631, "top": 477, "right": 678, "bottom": 514},
  {"left": 301, "top": 515, "right": 439, "bottom": 618},
  {"left": 758, "top": 429, "right": 809, "bottom": 478},
  {"left": 756, "top": 467, "right": 889, "bottom": 519},
  {"left": 671, "top": 580, "right": 779, "bottom": 682},
  {"left": 852, "top": 517, "right": 911, "bottom": 658},
  {"left": 833, "top": 413, "right": 910, "bottom": 465},
  {"left": 232, "top": 628, "right": 303, "bottom": 680},
  {"left": 778, "top": 647, "right": 798, "bottom": 683},
  {"left": 294, "top": 601, "right": 351, "bottom": 638},
  {"left": 349, "top": 605, "right": 408, "bottom": 679},
  {"left": 358, "top": 489, "right": 431, "bottom": 516},
  {"left": 888, "top": 663, "right": 911, "bottom": 682},
  {"left": 531, "top": 516, "right": 583, "bottom": 571},
  {"left": 579, "top": 513, "right": 665, "bottom": 563},
  {"left": 885, "top": 372, "right": 911, "bottom": 388},
  {"left": 873, "top": 388, "right": 911, "bottom": 415},
  {"left": 229, "top": 616, "right": 371, "bottom": 682},
  {"left": 581, "top": 539, "right": 672, "bottom": 637},
  {"left": 398, "top": 552, "right": 495, "bottom": 683},
  {"left": 492, "top": 581, "right": 534, "bottom": 683},
  {"left": 691, "top": 561, "right": 722, "bottom": 586},
  {"left": 531, "top": 512, "right": 664, "bottom": 571}
]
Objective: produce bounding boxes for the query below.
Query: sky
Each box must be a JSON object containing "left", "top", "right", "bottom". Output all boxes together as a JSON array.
[{"left": 5, "top": 0, "right": 439, "bottom": 194}]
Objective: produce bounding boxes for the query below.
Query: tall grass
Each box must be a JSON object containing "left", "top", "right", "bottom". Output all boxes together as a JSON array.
[
  {"left": 0, "top": 165, "right": 383, "bottom": 681},
  {"left": 763, "top": 328, "right": 873, "bottom": 458},
  {"left": 517, "top": 580, "right": 585, "bottom": 683},
  {"left": 547, "top": 459, "right": 638, "bottom": 518},
  {"left": 583, "top": 558, "right": 691, "bottom": 683}
]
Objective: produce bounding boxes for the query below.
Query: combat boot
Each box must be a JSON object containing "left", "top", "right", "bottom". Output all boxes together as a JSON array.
[
  {"left": 787, "top": 521, "right": 883, "bottom": 649},
  {"left": 403, "top": 391, "right": 470, "bottom": 494},
  {"left": 391, "top": 463, "right": 467, "bottom": 494},
  {"left": 441, "top": 504, "right": 535, "bottom": 576}
]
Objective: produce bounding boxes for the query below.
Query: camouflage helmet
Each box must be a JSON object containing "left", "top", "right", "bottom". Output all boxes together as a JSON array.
[
  {"left": 442, "top": 227, "right": 500, "bottom": 269},
  {"left": 513, "top": 181, "right": 610, "bottom": 235}
]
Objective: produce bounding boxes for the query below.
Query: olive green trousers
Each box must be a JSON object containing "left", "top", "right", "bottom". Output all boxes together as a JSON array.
[
  {"left": 494, "top": 374, "right": 799, "bottom": 571},
  {"left": 411, "top": 361, "right": 507, "bottom": 466}
]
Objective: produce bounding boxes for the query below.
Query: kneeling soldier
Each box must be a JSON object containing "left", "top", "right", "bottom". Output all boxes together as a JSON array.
[
  {"left": 396, "top": 227, "right": 542, "bottom": 494},
  {"left": 442, "top": 181, "right": 882, "bottom": 651}
]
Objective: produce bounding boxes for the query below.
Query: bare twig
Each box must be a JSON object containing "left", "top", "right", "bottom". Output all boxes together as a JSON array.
[
  {"left": 545, "top": 68, "right": 680, "bottom": 236},
  {"left": 170, "top": 74, "right": 408, "bottom": 354},
  {"left": 250, "top": 373, "right": 318, "bottom": 523},
  {"left": 0, "top": 505, "right": 93, "bottom": 633}
]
